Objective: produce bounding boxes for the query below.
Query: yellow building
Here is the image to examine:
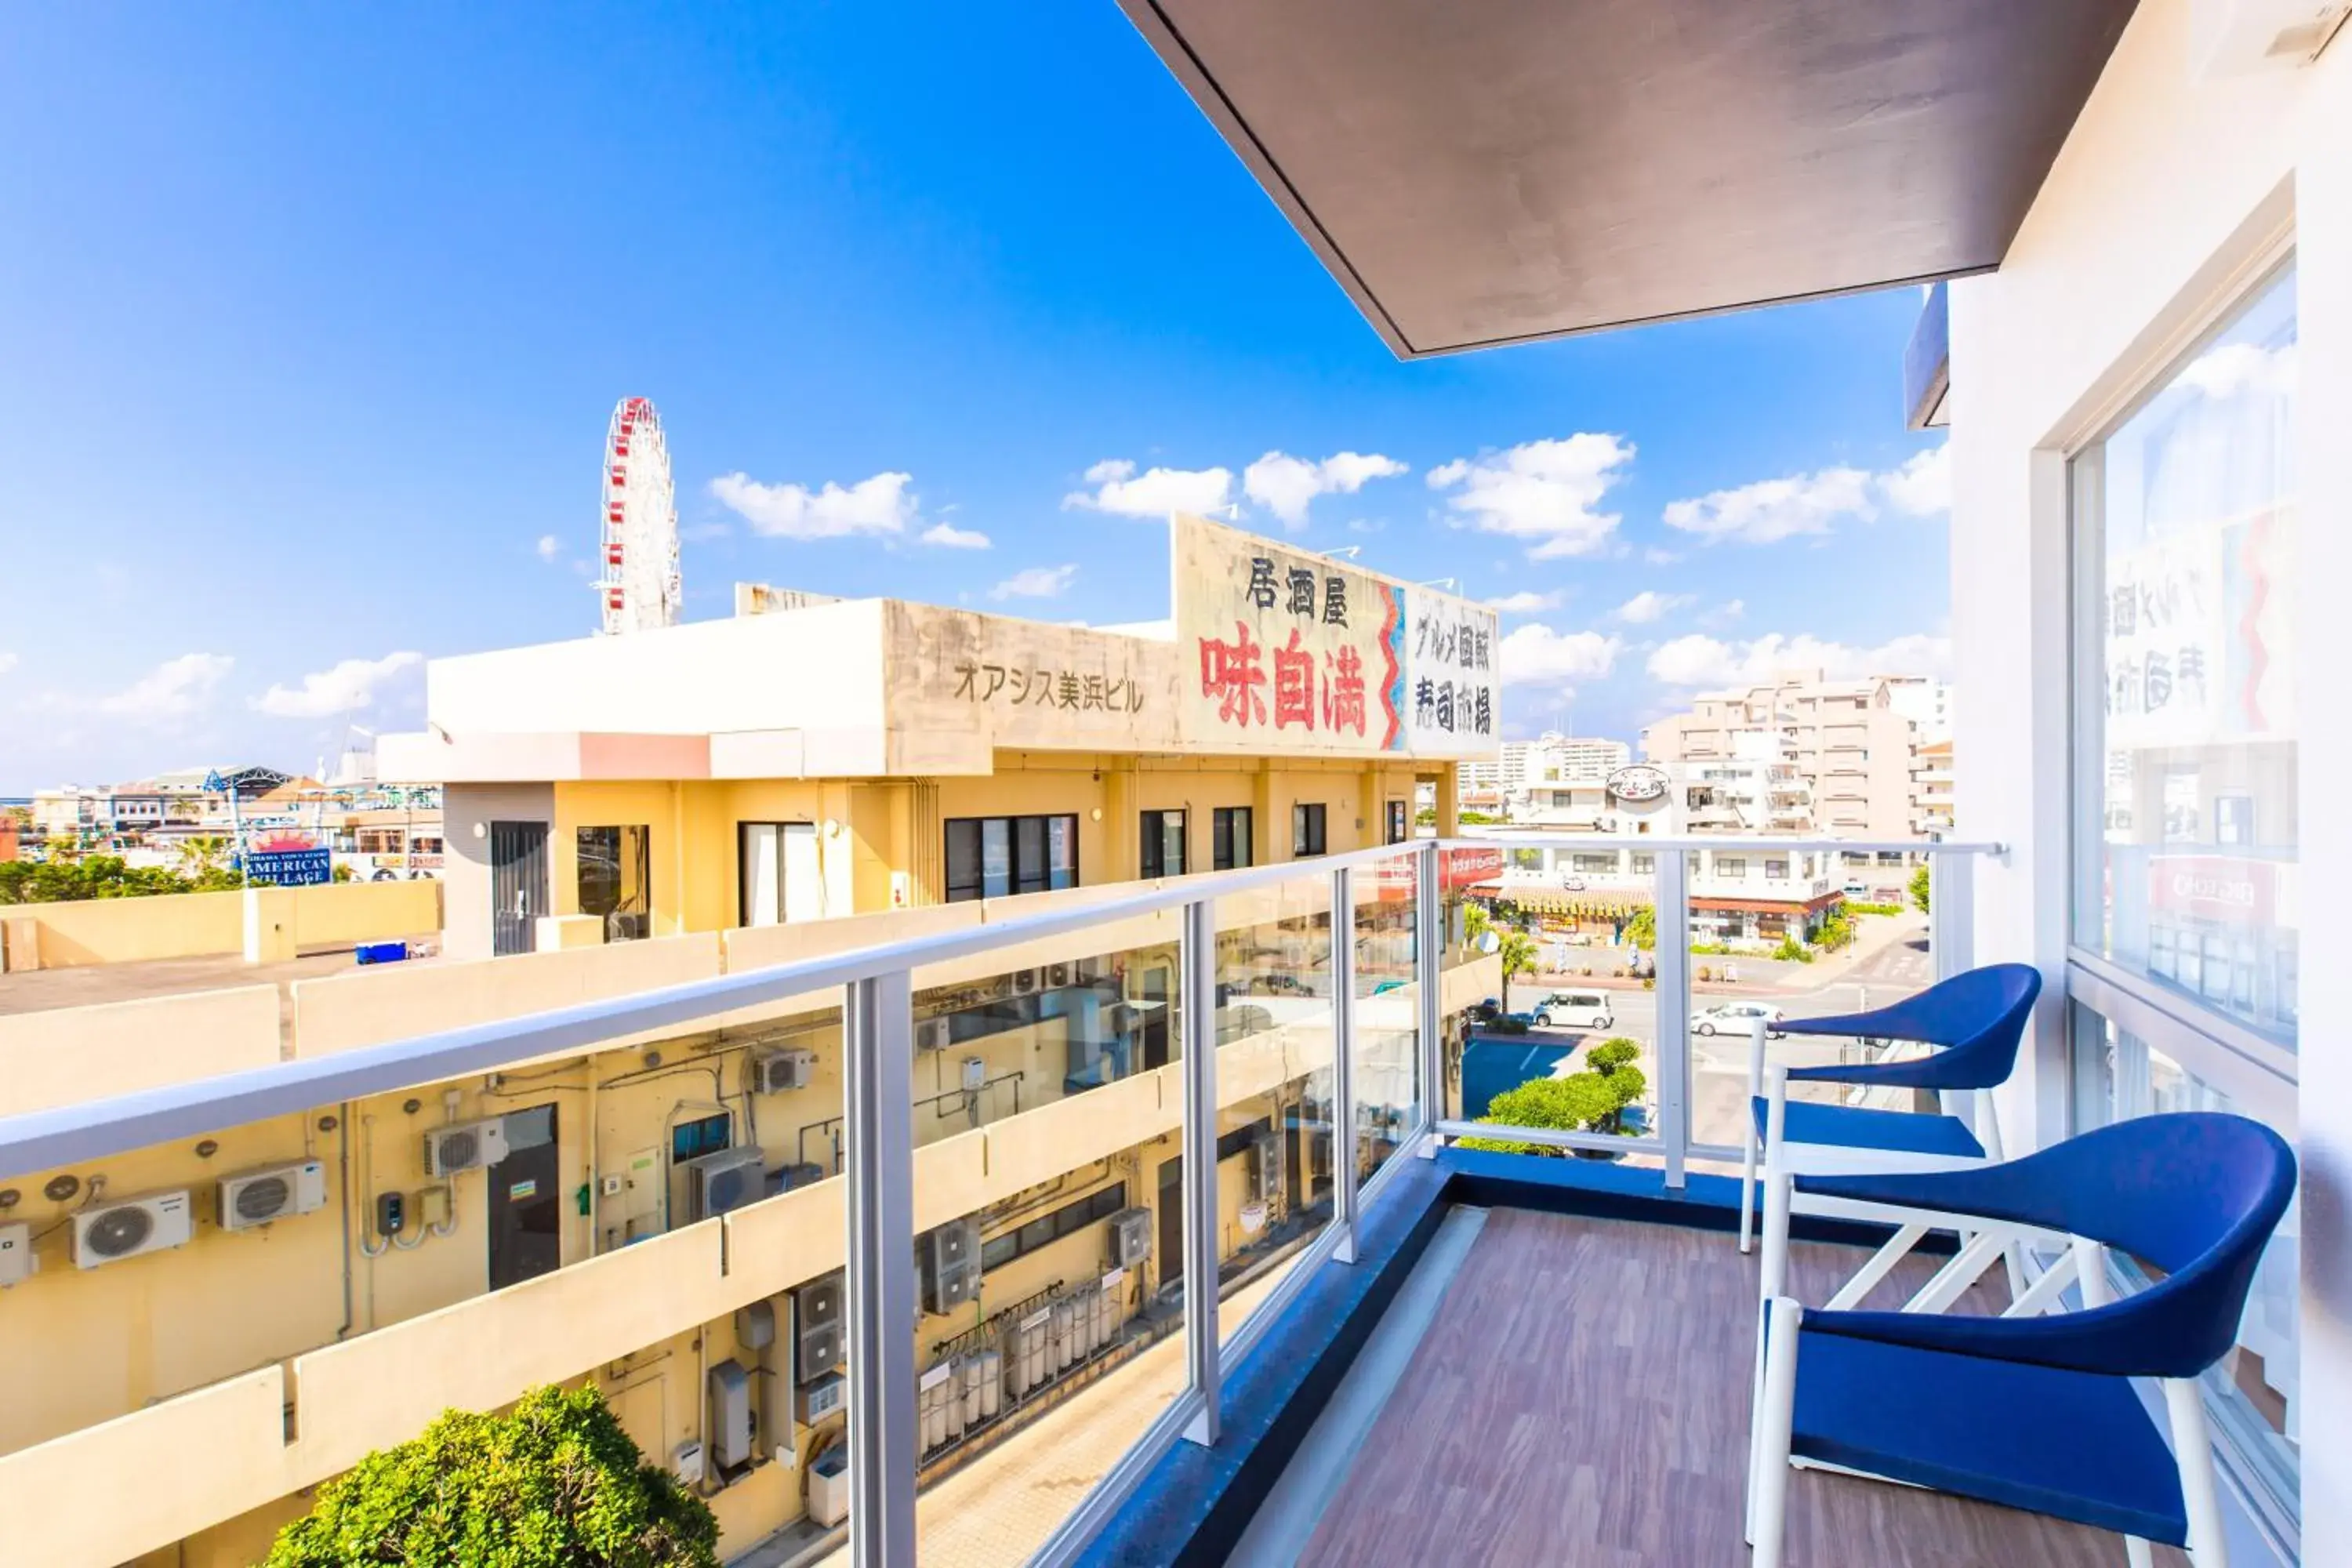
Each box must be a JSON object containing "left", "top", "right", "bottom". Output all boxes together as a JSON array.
[
  {"left": 381, "top": 514, "right": 1495, "bottom": 960},
  {"left": 0, "top": 515, "right": 1501, "bottom": 1568}
]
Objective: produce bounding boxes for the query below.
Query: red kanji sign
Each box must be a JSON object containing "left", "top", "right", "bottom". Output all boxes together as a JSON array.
[
  {"left": 1199, "top": 621, "right": 1268, "bottom": 728},
  {"left": 1272, "top": 630, "right": 1316, "bottom": 729}
]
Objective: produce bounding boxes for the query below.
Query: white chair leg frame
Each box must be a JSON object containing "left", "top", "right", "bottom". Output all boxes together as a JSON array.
[{"left": 1748, "top": 1233, "right": 2233, "bottom": 1565}]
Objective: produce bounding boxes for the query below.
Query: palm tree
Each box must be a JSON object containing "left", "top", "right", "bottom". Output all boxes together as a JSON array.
[
  {"left": 177, "top": 836, "right": 231, "bottom": 876},
  {"left": 1497, "top": 930, "right": 1539, "bottom": 1013}
]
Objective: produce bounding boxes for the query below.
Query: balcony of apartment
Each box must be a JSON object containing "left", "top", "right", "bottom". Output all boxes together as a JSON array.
[{"left": 0, "top": 835, "right": 2038, "bottom": 1567}]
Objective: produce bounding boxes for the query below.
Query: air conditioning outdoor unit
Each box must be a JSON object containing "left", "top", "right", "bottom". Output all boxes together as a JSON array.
[
  {"left": 915, "top": 1016, "right": 951, "bottom": 1053},
  {"left": 1247, "top": 1130, "right": 1282, "bottom": 1205},
  {"left": 217, "top": 1159, "right": 328, "bottom": 1231},
  {"left": 797, "top": 1271, "right": 844, "bottom": 1383},
  {"left": 753, "top": 1048, "right": 816, "bottom": 1094},
  {"left": 1044, "top": 961, "right": 1073, "bottom": 988},
  {"left": 0, "top": 1221, "right": 31, "bottom": 1288},
  {"left": 922, "top": 1216, "right": 981, "bottom": 1314},
  {"left": 1011, "top": 967, "right": 1039, "bottom": 996},
  {"left": 1109, "top": 1206, "right": 1153, "bottom": 1269},
  {"left": 72, "top": 1190, "right": 194, "bottom": 1269},
  {"left": 423, "top": 1118, "right": 510, "bottom": 1178},
  {"left": 797, "top": 1369, "right": 846, "bottom": 1425},
  {"left": 686, "top": 1146, "right": 768, "bottom": 1221}
]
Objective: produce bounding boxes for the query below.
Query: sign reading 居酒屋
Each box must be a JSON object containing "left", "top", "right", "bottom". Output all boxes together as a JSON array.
[{"left": 1171, "top": 514, "right": 1497, "bottom": 757}]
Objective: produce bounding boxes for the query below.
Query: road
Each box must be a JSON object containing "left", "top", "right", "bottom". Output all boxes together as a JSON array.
[{"left": 1490, "top": 926, "right": 1935, "bottom": 1152}]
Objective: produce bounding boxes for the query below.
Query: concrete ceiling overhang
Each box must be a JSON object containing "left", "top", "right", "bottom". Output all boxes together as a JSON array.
[{"left": 1121, "top": 0, "right": 2137, "bottom": 355}]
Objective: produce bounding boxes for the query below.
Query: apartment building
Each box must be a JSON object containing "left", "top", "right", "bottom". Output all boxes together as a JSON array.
[
  {"left": 383, "top": 514, "right": 1494, "bottom": 960},
  {"left": 1641, "top": 672, "right": 1928, "bottom": 840},
  {"left": 1457, "top": 734, "right": 1632, "bottom": 824}
]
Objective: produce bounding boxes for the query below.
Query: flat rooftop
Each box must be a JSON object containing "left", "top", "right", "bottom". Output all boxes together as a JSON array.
[{"left": 0, "top": 942, "right": 436, "bottom": 1021}]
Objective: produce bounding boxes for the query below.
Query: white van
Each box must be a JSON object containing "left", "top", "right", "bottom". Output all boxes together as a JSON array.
[{"left": 1533, "top": 990, "right": 1614, "bottom": 1030}]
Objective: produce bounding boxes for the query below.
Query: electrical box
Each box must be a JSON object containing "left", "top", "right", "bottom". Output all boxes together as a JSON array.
[
  {"left": 216, "top": 1159, "right": 328, "bottom": 1232},
  {"left": 673, "top": 1440, "right": 706, "bottom": 1486},
  {"left": 737, "top": 1299, "right": 776, "bottom": 1353},
  {"left": 0, "top": 1221, "right": 31, "bottom": 1287},
  {"left": 960, "top": 1056, "right": 986, "bottom": 1093},
  {"left": 797, "top": 1370, "right": 846, "bottom": 1425},
  {"left": 72, "top": 1191, "right": 194, "bottom": 1269},
  {"left": 417, "top": 1185, "right": 452, "bottom": 1228},
  {"left": 753, "top": 1049, "right": 816, "bottom": 1094},
  {"left": 708, "top": 1359, "right": 754, "bottom": 1471},
  {"left": 374, "top": 1191, "right": 407, "bottom": 1239},
  {"left": 1109, "top": 1206, "right": 1153, "bottom": 1269},
  {"left": 921, "top": 1217, "right": 981, "bottom": 1315}
]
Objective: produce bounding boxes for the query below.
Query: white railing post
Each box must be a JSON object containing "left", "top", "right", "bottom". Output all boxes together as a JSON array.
[
  {"left": 1416, "top": 841, "right": 1443, "bottom": 1157},
  {"left": 1655, "top": 849, "right": 1692, "bottom": 1189},
  {"left": 1179, "top": 898, "right": 1221, "bottom": 1446},
  {"left": 1929, "top": 851, "right": 1974, "bottom": 981},
  {"left": 845, "top": 970, "right": 916, "bottom": 1568},
  {"left": 1330, "top": 863, "right": 1359, "bottom": 1264}
]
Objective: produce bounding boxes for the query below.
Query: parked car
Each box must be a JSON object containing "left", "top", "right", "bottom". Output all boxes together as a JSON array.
[
  {"left": 1532, "top": 989, "right": 1614, "bottom": 1031},
  {"left": 1469, "top": 997, "right": 1503, "bottom": 1024},
  {"left": 1483, "top": 1011, "right": 1535, "bottom": 1036},
  {"left": 1842, "top": 880, "right": 1870, "bottom": 897},
  {"left": 1690, "top": 1001, "right": 1785, "bottom": 1037}
]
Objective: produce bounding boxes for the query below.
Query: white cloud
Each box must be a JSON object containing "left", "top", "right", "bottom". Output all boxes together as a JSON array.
[
  {"left": 1062, "top": 459, "right": 1234, "bottom": 519},
  {"left": 989, "top": 564, "right": 1079, "bottom": 601},
  {"left": 252, "top": 651, "right": 425, "bottom": 719},
  {"left": 1427, "top": 434, "right": 1635, "bottom": 559},
  {"left": 1242, "top": 449, "right": 1407, "bottom": 529},
  {"left": 709, "top": 470, "right": 918, "bottom": 540},
  {"left": 1880, "top": 444, "right": 1951, "bottom": 517},
  {"left": 2180, "top": 341, "right": 2296, "bottom": 401},
  {"left": 1486, "top": 590, "right": 1565, "bottom": 615},
  {"left": 535, "top": 534, "right": 561, "bottom": 563},
  {"left": 920, "top": 522, "right": 993, "bottom": 550},
  {"left": 96, "top": 652, "right": 234, "bottom": 720},
  {"left": 1497, "top": 623, "right": 1623, "bottom": 693},
  {"left": 1646, "top": 630, "right": 1952, "bottom": 688},
  {"left": 1663, "top": 466, "right": 1875, "bottom": 544},
  {"left": 1346, "top": 517, "right": 1386, "bottom": 535},
  {"left": 1614, "top": 590, "right": 1693, "bottom": 624},
  {"left": 1642, "top": 546, "right": 1682, "bottom": 566},
  {"left": 1700, "top": 598, "right": 1747, "bottom": 629}
]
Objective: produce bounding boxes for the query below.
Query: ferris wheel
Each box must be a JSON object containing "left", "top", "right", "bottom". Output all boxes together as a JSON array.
[{"left": 597, "top": 396, "right": 681, "bottom": 635}]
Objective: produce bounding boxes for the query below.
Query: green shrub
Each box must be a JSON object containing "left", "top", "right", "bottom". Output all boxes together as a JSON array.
[
  {"left": 1457, "top": 1058, "right": 1648, "bottom": 1155},
  {"left": 1842, "top": 900, "right": 1903, "bottom": 916},
  {"left": 264, "top": 1384, "right": 717, "bottom": 1568},
  {"left": 1771, "top": 936, "right": 1813, "bottom": 964}
]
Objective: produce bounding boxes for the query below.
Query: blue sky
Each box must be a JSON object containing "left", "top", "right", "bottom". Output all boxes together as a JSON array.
[{"left": 0, "top": 4, "right": 1948, "bottom": 793}]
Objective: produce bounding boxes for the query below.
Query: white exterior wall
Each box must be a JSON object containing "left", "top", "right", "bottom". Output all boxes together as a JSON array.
[{"left": 1947, "top": 2, "right": 2348, "bottom": 1555}]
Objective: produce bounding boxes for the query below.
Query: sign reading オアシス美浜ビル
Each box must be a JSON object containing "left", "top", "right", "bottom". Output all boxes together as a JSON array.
[{"left": 1172, "top": 514, "right": 1497, "bottom": 757}]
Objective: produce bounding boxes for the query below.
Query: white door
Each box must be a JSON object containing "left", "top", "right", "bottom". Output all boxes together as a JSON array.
[
  {"left": 781, "top": 822, "right": 825, "bottom": 922},
  {"left": 741, "top": 823, "right": 783, "bottom": 927}
]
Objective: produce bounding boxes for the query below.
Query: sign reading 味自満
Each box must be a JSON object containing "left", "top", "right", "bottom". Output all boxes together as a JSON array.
[{"left": 1172, "top": 514, "right": 1497, "bottom": 757}]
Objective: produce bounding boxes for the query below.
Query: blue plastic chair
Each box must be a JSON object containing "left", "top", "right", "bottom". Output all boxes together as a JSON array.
[
  {"left": 1748, "top": 1112, "right": 2296, "bottom": 1568},
  {"left": 1740, "top": 964, "right": 2042, "bottom": 1279}
]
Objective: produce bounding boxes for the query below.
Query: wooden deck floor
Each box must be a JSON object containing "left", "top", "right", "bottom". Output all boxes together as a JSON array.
[{"left": 1297, "top": 1208, "right": 2187, "bottom": 1568}]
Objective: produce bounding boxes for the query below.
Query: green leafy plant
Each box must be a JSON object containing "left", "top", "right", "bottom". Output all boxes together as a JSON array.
[
  {"left": 1496, "top": 930, "right": 1539, "bottom": 1011},
  {"left": 1457, "top": 1051, "right": 1648, "bottom": 1155},
  {"left": 1621, "top": 904, "right": 1657, "bottom": 952},
  {"left": 1772, "top": 935, "right": 1814, "bottom": 964},
  {"left": 1842, "top": 900, "right": 1903, "bottom": 916},
  {"left": 1909, "top": 865, "right": 1932, "bottom": 915},
  {"left": 263, "top": 1384, "right": 717, "bottom": 1568}
]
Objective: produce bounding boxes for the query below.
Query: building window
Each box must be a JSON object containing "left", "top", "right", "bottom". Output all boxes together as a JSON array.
[
  {"left": 1571, "top": 854, "right": 1615, "bottom": 874},
  {"left": 1629, "top": 853, "right": 1654, "bottom": 875},
  {"left": 1141, "top": 810, "right": 1185, "bottom": 879},
  {"left": 1764, "top": 858, "right": 1789, "bottom": 880},
  {"left": 671, "top": 1111, "right": 731, "bottom": 1163},
  {"left": 577, "top": 825, "right": 651, "bottom": 942},
  {"left": 2069, "top": 999, "right": 2298, "bottom": 1532},
  {"left": 979, "top": 1181, "right": 1129, "bottom": 1272},
  {"left": 1385, "top": 799, "right": 1408, "bottom": 844},
  {"left": 1291, "top": 802, "right": 1327, "bottom": 858},
  {"left": 945, "top": 815, "right": 1080, "bottom": 903},
  {"left": 2069, "top": 262, "right": 2297, "bottom": 1051},
  {"left": 1212, "top": 806, "right": 1254, "bottom": 870},
  {"left": 1716, "top": 857, "right": 1746, "bottom": 878}
]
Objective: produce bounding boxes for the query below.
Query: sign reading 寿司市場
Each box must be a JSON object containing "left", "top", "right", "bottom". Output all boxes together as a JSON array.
[{"left": 1171, "top": 514, "right": 1498, "bottom": 757}]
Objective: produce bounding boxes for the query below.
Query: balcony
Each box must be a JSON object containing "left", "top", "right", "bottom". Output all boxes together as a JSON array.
[{"left": 0, "top": 834, "right": 2013, "bottom": 1568}]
